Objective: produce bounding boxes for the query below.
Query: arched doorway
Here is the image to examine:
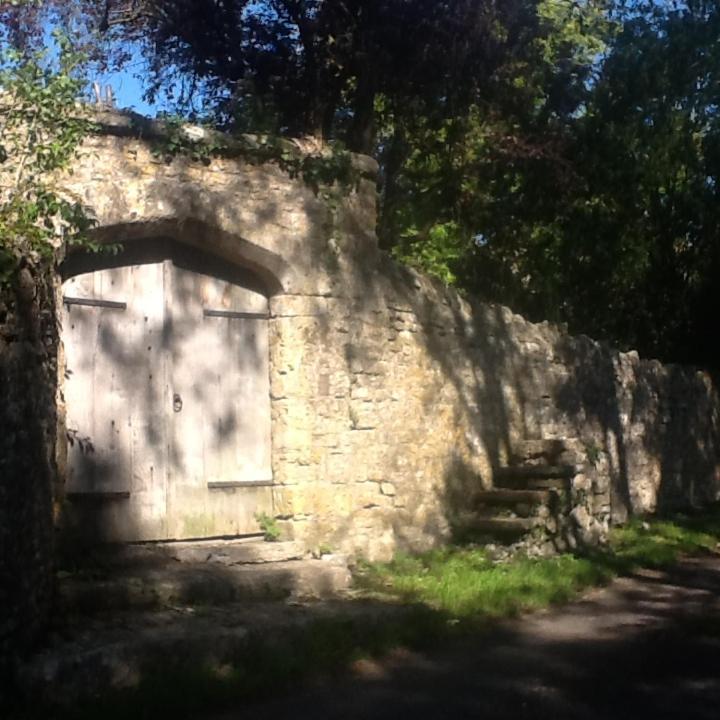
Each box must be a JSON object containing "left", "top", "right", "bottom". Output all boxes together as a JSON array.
[{"left": 60, "top": 239, "right": 274, "bottom": 542}]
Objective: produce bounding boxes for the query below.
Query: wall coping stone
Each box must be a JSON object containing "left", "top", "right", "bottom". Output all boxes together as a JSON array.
[{"left": 88, "top": 107, "right": 379, "bottom": 180}]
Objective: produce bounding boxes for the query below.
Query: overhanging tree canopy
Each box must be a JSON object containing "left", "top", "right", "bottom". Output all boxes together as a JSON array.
[{"left": 2, "top": 0, "right": 718, "bottom": 371}]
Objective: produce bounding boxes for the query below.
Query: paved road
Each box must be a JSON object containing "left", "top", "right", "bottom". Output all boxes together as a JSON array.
[{"left": 228, "top": 556, "right": 720, "bottom": 720}]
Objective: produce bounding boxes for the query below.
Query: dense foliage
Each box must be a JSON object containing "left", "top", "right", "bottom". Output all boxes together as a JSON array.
[
  {"left": 452, "top": 1, "right": 720, "bottom": 370},
  {"left": 2, "top": 1, "right": 718, "bottom": 370},
  {"left": 0, "top": 30, "right": 96, "bottom": 287}
]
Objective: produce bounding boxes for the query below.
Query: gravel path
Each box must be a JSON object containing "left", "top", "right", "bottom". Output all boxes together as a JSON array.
[{"left": 227, "top": 556, "right": 720, "bottom": 720}]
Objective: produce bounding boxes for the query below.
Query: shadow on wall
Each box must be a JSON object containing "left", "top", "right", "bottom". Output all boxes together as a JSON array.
[
  {"left": 58, "top": 138, "right": 720, "bottom": 556},
  {"left": 553, "top": 336, "right": 720, "bottom": 519},
  {"left": 344, "top": 255, "right": 720, "bottom": 544},
  {"left": 652, "top": 365, "right": 720, "bottom": 511}
]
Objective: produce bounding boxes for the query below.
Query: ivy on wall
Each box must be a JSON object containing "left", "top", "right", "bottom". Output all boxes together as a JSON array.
[{"left": 147, "top": 113, "right": 361, "bottom": 195}]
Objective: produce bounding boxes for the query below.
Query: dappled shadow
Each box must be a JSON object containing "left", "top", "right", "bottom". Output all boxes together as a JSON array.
[
  {"left": 59, "top": 234, "right": 275, "bottom": 545},
  {"left": 11, "top": 555, "right": 720, "bottom": 719},
  {"left": 552, "top": 336, "right": 634, "bottom": 520},
  {"left": 335, "top": 250, "right": 720, "bottom": 545},
  {"left": 57, "top": 126, "right": 720, "bottom": 555},
  {"left": 229, "top": 557, "right": 720, "bottom": 720}
]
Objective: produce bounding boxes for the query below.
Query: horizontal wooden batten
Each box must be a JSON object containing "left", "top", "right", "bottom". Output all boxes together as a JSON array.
[
  {"left": 203, "top": 309, "right": 268, "bottom": 320},
  {"left": 66, "top": 491, "right": 131, "bottom": 500},
  {"left": 207, "top": 479, "right": 274, "bottom": 489},
  {"left": 63, "top": 297, "right": 127, "bottom": 310}
]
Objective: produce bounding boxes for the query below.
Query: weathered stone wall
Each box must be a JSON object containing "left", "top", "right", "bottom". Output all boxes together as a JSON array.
[
  {"left": 48, "top": 111, "right": 720, "bottom": 561},
  {"left": 4, "top": 110, "right": 717, "bottom": 679},
  {"left": 0, "top": 268, "right": 57, "bottom": 673},
  {"left": 268, "top": 266, "right": 720, "bottom": 558}
]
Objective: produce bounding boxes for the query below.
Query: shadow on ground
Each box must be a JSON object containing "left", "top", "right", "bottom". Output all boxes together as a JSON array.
[
  {"left": 6, "top": 555, "right": 720, "bottom": 720},
  {"left": 231, "top": 556, "right": 720, "bottom": 720}
]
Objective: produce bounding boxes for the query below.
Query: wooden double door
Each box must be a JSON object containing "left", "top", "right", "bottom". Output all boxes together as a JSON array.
[{"left": 61, "top": 258, "right": 273, "bottom": 541}]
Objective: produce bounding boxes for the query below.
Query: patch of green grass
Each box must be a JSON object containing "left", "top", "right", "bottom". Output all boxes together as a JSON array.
[
  {"left": 607, "top": 511, "right": 720, "bottom": 569},
  {"left": 356, "top": 548, "right": 613, "bottom": 621},
  {"left": 357, "top": 506, "right": 720, "bottom": 622}
]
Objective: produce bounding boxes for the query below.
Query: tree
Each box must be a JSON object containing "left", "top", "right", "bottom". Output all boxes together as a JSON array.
[
  {"left": 3, "top": 1, "right": 718, "bottom": 370},
  {"left": 384, "top": 1, "right": 615, "bottom": 275},
  {"left": 451, "top": 1, "right": 720, "bottom": 369},
  {"left": 0, "top": 31, "right": 96, "bottom": 286},
  {"left": 3, "top": 1, "right": 541, "bottom": 150}
]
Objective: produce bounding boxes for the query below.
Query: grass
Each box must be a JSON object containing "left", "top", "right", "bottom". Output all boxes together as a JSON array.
[
  {"left": 609, "top": 512, "right": 720, "bottom": 568},
  {"left": 9, "top": 506, "right": 720, "bottom": 720},
  {"left": 356, "top": 505, "right": 720, "bottom": 623},
  {"left": 355, "top": 549, "right": 614, "bottom": 622}
]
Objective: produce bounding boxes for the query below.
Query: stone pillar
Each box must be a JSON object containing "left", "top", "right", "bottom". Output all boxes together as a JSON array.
[{"left": 0, "top": 269, "right": 57, "bottom": 678}]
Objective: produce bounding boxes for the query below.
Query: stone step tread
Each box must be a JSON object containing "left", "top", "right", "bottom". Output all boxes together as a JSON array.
[
  {"left": 511, "top": 438, "right": 583, "bottom": 463},
  {"left": 59, "top": 557, "right": 351, "bottom": 614},
  {"left": 162, "top": 539, "right": 305, "bottom": 565},
  {"left": 467, "top": 517, "right": 537, "bottom": 538},
  {"left": 60, "top": 540, "right": 306, "bottom": 572},
  {"left": 495, "top": 478, "right": 568, "bottom": 493},
  {"left": 495, "top": 464, "right": 578, "bottom": 480},
  {"left": 496, "top": 476, "right": 569, "bottom": 491},
  {"left": 474, "top": 489, "right": 552, "bottom": 506}
]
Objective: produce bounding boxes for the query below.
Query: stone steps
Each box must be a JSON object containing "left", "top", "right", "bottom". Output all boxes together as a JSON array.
[
  {"left": 163, "top": 538, "right": 306, "bottom": 565},
  {"left": 60, "top": 558, "right": 351, "bottom": 614},
  {"left": 475, "top": 445, "right": 580, "bottom": 546},
  {"left": 474, "top": 488, "right": 552, "bottom": 506},
  {"left": 58, "top": 540, "right": 351, "bottom": 615},
  {"left": 15, "top": 539, "right": 356, "bottom": 708},
  {"left": 60, "top": 539, "right": 305, "bottom": 570},
  {"left": 465, "top": 517, "right": 537, "bottom": 541}
]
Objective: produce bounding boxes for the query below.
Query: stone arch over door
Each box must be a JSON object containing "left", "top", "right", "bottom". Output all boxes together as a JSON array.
[{"left": 60, "top": 229, "right": 285, "bottom": 543}]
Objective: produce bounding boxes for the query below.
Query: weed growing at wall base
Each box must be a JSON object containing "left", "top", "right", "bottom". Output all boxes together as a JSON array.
[{"left": 255, "top": 511, "right": 281, "bottom": 542}]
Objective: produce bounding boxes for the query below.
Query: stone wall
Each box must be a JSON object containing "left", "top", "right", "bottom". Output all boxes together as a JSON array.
[
  {"left": 0, "top": 268, "right": 57, "bottom": 673},
  {"left": 49, "top": 111, "right": 720, "bottom": 561},
  {"left": 268, "top": 265, "right": 720, "bottom": 558},
  {"left": 4, "top": 109, "right": 718, "bottom": 678}
]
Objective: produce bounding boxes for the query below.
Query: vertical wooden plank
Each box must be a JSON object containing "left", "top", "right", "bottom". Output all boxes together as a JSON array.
[
  {"left": 96, "top": 266, "right": 132, "bottom": 497},
  {"left": 125, "top": 262, "right": 169, "bottom": 539},
  {"left": 205, "top": 315, "right": 272, "bottom": 483},
  {"left": 63, "top": 302, "right": 100, "bottom": 492},
  {"left": 165, "top": 261, "right": 210, "bottom": 538},
  {"left": 64, "top": 266, "right": 132, "bottom": 495},
  {"left": 62, "top": 262, "right": 169, "bottom": 541},
  {"left": 166, "top": 265, "right": 273, "bottom": 538}
]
